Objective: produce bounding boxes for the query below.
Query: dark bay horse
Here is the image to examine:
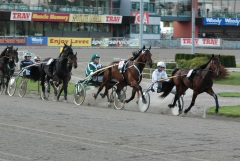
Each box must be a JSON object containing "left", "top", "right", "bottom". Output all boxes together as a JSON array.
[
  {"left": 30, "top": 43, "right": 75, "bottom": 101},
  {"left": 93, "top": 46, "right": 153, "bottom": 104},
  {"left": 53, "top": 52, "right": 78, "bottom": 99},
  {"left": 0, "top": 46, "right": 18, "bottom": 94},
  {"left": 160, "top": 54, "right": 222, "bottom": 114}
]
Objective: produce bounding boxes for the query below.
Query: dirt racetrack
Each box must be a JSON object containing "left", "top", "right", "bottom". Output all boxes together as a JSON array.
[{"left": 6, "top": 46, "right": 239, "bottom": 118}]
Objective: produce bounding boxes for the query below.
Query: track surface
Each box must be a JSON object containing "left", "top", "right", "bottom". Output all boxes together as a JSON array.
[{"left": 0, "top": 47, "right": 240, "bottom": 161}]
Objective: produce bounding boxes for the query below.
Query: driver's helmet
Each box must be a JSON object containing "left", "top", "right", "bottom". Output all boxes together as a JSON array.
[
  {"left": 91, "top": 54, "right": 100, "bottom": 61},
  {"left": 34, "top": 55, "right": 41, "bottom": 62},
  {"left": 157, "top": 61, "right": 166, "bottom": 68},
  {"left": 24, "top": 52, "right": 31, "bottom": 58}
]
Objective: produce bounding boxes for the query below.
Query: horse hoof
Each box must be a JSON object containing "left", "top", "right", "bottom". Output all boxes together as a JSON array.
[
  {"left": 168, "top": 104, "right": 173, "bottom": 108},
  {"left": 184, "top": 109, "right": 188, "bottom": 114},
  {"left": 136, "top": 101, "right": 138, "bottom": 104},
  {"left": 215, "top": 109, "right": 218, "bottom": 115}
]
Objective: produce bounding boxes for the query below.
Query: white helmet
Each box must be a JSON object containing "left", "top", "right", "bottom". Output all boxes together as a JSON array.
[
  {"left": 157, "top": 61, "right": 166, "bottom": 68},
  {"left": 24, "top": 52, "right": 31, "bottom": 57}
]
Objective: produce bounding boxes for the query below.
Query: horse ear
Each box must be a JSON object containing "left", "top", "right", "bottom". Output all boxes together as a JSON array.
[
  {"left": 16, "top": 47, "right": 18, "bottom": 51},
  {"left": 64, "top": 43, "right": 66, "bottom": 46},
  {"left": 149, "top": 46, "right": 151, "bottom": 50},
  {"left": 70, "top": 44, "right": 72, "bottom": 47},
  {"left": 143, "top": 45, "right": 145, "bottom": 49},
  {"left": 212, "top": 54, "right": 214, "bottom": 58},
  {"left": 75, "top": 52, "right": 77, "bottom": 56},
  {"left": 218, "top": 54, "right": 220, "bottom": 58}
]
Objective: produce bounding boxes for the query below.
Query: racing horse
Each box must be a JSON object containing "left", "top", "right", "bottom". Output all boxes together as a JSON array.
[
  {"left": 30, "top": 43, "right": 75, "bottom": 101},
  {"left": 0, "top": 46, "right": 18, "bottom": 94},
  {"left": 53, "top": 51, "right": 78, "bottom": 99},
  {"left": 93, "top": 46, "right": 153, "bottom": 104},
  {"left": 160, "top": 54, "right": 222, "bottom": 114}
]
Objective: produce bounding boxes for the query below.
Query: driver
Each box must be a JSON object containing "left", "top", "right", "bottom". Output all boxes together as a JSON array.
[
  {"left": 85, "top": 54, "right": 103, "bottom": 82},
  {"left": 151, "top": 61, "right": 168, "bottom": 93},
  {"left": 20, "top": 52, "right": 34, "bottom": 76}
]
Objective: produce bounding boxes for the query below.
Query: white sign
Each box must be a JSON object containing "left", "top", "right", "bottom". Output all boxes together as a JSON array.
[
  {"left": 10, "top": 12, "right": 32, "bottom": 21},
  {"left": 104, "top": 15, "right": 122, "bottom": 24},
  {"left": 180, "top": 38, "right": 221, "bottom": 47}
]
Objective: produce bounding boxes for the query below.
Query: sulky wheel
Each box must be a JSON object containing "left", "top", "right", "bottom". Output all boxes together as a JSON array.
[
  {"left": 138, "top": 89, "right": 150, "bottom": 112},
  {"left": 171, "top": 96, "right": 184, "bottom": 116},
  {"left": 73, "top": 83, "right": 86, "bottom": 105},
  {"left": 8, "top": 77, "right": 17, "bottom": 96},
  {"left": 18, "top": 79, "right": 27, "bottom": 97},
  {"left": 112, "top": 88, "right": 125, "bottom": 110}
]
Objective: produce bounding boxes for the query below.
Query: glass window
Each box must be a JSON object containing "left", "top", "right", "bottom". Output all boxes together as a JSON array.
[
  {"left": 64, "top": 22, "right": 72, "bottom": 31},
  {"left": 136, "top": 25, "right": 139, "bottom": 33},
  {"left": 30, "top": 22, "right": 43, "bottom": 36},
  {"left": 15, "top": 21, "right": 29, "bottom": 36},
  {"left": 44, "top": 22, "right": 52, "bottom": 31},
  {"left": 131, "top": 2, "right": 139, "bottom": 11},
  {"left": 125, "top": 25, "right": 130, "bottom": 34},
  {"left": 0, "top": 21, "right": 5, "bottom": 36},
  {"left": 131, "top": 25, "right": 136, "bottom": 33},
  {"left": 149, "top": 3, "right": 155, "bottom": 12},
  {"left": 143, "top": 25, "right": 147, "bottom": 33},
  {"left": 144, "top": 2, "right": 148, "bottom": 11},
  {"left": 153, "top": 25, "right": 159, "bottom": 34},
  {"left": 148, "top": 25, "right": 153, "bottom": 34},
  {"left": 58, "top": 22, "right": 64, "bottom": 31}
]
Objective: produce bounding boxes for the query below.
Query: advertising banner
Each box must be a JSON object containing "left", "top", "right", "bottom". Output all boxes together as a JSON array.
[
  {"left": 26, "top": 37, "right": 48, "bottom": 46},
  {"left": 203, "top": 18, "right": 240, "bottom": 26},
  {"left": 69, "top": 14, "right": 122, "bottom": 24},
  {"left": 11, "top": 12, "right": 32, "bottom": 21},
  {"left": 32, "top": 13, "right": 69, "bottom": 22},
  {"left": 130, "top": 11, "right": 149, "bottom": 24},
  {"left": 48, "top": 37, "right": 91, "bottom": 46},
  {"left": 0, "top": 37, "right": 26, "bottom": 46},
  {"left": 180, "top": 38, "right": 221, "bottom": 47},
  {"left": 92, "top": 38, "right": 139, "bottom": 47}
]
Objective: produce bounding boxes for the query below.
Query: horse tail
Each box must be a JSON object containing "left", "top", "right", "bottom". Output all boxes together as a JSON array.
[
  {"left": 160, "top": 68, "right": 179, "bottom": 98},
  {"left": 160, "top": 79, "right": 175, "bottom": 98},
  {"left": 29, "top": 66, "right": 41, "bottom": 82}
]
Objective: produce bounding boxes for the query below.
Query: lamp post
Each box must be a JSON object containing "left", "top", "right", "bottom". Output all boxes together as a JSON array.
[
  {"left": 139, "top": 0, "right": 143, "bottom": 48},
  {"left": 191, "top": 0, "right": 195, "bottom": 54}
]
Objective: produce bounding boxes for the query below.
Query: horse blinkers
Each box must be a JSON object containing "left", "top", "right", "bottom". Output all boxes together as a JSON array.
[{"left": 141, "top": 48, "right": 153, "bottom": 68}]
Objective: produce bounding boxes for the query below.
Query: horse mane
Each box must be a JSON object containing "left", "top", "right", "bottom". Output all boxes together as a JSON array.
[
  {"left": 172, "top": 68, "right": 179, "bottom": 76},
  {"left": 0, "top": 47, "right": 7, "bottom": 57},
  {"left": 197, "top": 55, "right": 214, "bottom": 69}
]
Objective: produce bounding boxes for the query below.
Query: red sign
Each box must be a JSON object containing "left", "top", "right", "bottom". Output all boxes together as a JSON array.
[
  {"left": 0, "top": 37, "right": 26, "bottom": 45},
  {"left": 130, "top": 12, "right": 149, "bottom": 24},
  {"left": 10, "top": 12, "right": 32, "bottom": 21},
  {"left": 32, "top": 13, "right": 69, "bottom": 22},
  {"left": 104, "top": 15, "right": 122, "bottom": 23}
]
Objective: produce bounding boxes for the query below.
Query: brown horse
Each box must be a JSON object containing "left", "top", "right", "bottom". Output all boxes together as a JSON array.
[
  {"left": 160, "top": 54, "right": 222, "bottom": 114},
  {"left": 0, "top": 46, "right": 17, "bottom": 94},
  {"left": 93, "top": 46, "right": 153, "bottom": 104}
]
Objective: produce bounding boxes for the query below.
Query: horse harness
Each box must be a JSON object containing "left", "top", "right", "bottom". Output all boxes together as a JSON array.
[{"left": 119, "top": 60, "right": 142, "bottom": 86}]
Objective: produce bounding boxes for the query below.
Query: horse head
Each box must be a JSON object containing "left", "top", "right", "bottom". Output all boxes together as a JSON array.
[
  {"left": 139, "top": 46, "right": 152, "bottom": 68},
  {"left": 210, "top": 54, "right": 221, "bottom": 76},
  {"left": 14, "top": 47, "right": 19, "bottom": 63},
  {"left": 61, "top": 43, "right": 73, "bottom": 59},
  {"left": 5, "top": 46, "right": 15, "bottom": 61},
  {"left": 68, "top": 52, "right": 78, "bottom": 69}
]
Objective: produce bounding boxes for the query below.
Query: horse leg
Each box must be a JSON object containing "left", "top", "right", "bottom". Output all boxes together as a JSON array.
[
  {"left": 206, "top": 88, "right": 219, "bottom": 114},
  {"left": 41, "top": 77, "right": 47, "bottom": 100},
  {"left": 59, "top": 78, "right": 68, "bottom": 101},
  {"left": 184, "top": 91, "right": 198, "bottom": 114},
  {"left": 5, "top": 76, "right": 9, "bottom": 94},
  {"left": 124, "top": 87, "right": 137, "bottom": 103},
  {"left": 136, "top": 90, "right": 140, "bottom": 104},
  {"left": 93, "top": 77, "right": 110, "bottom": 100}
]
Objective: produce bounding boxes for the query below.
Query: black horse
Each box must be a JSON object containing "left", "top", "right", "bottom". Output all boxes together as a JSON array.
[
  {"left": 0, "top": 46, "right": 18, "bottom": 94},
  {"left": 30, "top": 43, "right": 74, "bottom": 101}
]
